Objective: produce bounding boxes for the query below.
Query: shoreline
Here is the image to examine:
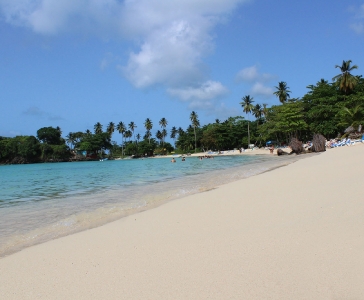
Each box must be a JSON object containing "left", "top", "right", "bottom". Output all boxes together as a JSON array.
[
  {"left": 1, "top": 144, "right": 363, "bottom": 299},
  {"left": 0, "top": 153, "right": 303, "bottom": 258}
]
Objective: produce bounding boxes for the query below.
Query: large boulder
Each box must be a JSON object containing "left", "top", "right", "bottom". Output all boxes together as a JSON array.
[
  {"left": 289, "top": 138, "right": 305, "bottom": 154},
  {"left": 311, "top": 134, "right": 326, "bottom": 152}
]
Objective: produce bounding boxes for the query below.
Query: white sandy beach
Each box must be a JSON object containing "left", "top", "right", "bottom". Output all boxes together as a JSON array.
[{"left": 1, "top": 144, "right": 364, "bottom": 299}]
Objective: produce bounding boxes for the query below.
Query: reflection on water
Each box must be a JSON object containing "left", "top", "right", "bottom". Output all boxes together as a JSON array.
[{"left": 0, "top": 154, "right": 307, "bottom": 257}]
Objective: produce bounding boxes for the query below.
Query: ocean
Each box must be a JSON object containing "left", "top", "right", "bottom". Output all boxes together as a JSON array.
[{"left": 0, "top": 154, "right": 302, "bottom": 257}]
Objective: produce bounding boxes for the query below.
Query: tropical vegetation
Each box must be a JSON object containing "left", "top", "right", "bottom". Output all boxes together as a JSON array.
[{"left": 1, "top": 60, "right": 363, "bottom": 164}]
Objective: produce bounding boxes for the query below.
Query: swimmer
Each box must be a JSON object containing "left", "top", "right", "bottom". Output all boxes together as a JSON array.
[{"left": 171, "top": 158, "right": 176, "bottom": 163}]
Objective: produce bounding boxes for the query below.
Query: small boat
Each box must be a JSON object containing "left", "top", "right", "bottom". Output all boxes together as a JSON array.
[{"left": 99, "top": 158, "right": 108, "bottom": 161}]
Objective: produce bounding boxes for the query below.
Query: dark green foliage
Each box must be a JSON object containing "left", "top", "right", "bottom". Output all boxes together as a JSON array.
[{"left": 37, "top": 126, "right": 63, "bottom": 145}]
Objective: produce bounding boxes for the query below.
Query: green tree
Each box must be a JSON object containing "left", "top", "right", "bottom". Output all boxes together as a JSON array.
[
  {"left": 333, "top": 60, "right": 358, "bottom": 95},
  {"left": 144, "top": 118, "right": 153, "bottom": 144},
  {"left": 128, "top": 121, "right": 136, "bottom": 141},
  {"left": 190, "top": 111, "right": 200, "bottom": 153},
  {"left": 170, "top": 126, "right": 177, "bottom": 147},
  {"left": 240, "top": 95, "right": 254, "bottom": 146},
  {"left": 337, "top": 105, "right": 364, "bottom": 131},
  {"left": 37, "top": 127, "right": 63, "bottom": 145},
  {"left": 155, "top": 130, "right": 163, "bottom": 145},
  {"left": 106, "top": 122, "right": 115, "bottom": 138},
  {"left": 159, "top": 117, "right": 168, "bottom": 145},
  {"left": 94, "top": 122, "right": 103, "bottom": 134},
  {"left": 116, "top": 121, "right": 126, "bottom": 156},
  {"left": 274, "top": 81, "right": 291, "bottom": 103}
]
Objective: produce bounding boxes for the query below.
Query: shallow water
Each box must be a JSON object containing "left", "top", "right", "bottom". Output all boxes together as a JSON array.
[{"left": 0, "top": 154, "right": 308, "bottom": 257}]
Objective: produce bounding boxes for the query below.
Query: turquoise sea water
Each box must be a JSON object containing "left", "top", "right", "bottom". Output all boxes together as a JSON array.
[{"left": 0, "top": 154, "right": 301, "bottom": 257}]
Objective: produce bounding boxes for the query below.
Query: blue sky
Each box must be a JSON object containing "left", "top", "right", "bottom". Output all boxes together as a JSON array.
[{"left": 1, "top": 0, "right": 364, "bottom": 144}]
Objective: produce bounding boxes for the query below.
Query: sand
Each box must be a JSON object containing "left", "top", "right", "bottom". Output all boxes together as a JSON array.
[{"left": 1, "top": 144, "right": 364, "bottom": 299}]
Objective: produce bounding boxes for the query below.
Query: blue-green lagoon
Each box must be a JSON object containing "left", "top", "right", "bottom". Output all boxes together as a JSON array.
[{"left": 0, "top": 154, "right": 301, "bottom": 257}]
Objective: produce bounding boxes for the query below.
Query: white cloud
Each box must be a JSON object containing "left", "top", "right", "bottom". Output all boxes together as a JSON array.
[
  {"left": 236, "top": 65, "right": 275, "bottom": 99},
  {"left": 1, "top": 0, "right": 250, "bottom": 113},
  {"left": 251, "top": 82, "right": 274, "bottom": 97},
  {"left": 122, "top": 20, "right": 211, "bottom": 88},
  {"left": 236, "top": 65, "right": 259, "bottom": 82},
  {"left": 349, "top": 4, "right": 364, "bottom": 34},
  {"left": 236, "top": 65, "right": 276, "bottom": 83},
  {"left": 168, "top": 80, "right": 228, "bottom": 102},
  {"left": 350, "top": 22, "right": 364, "bottom": 34}
]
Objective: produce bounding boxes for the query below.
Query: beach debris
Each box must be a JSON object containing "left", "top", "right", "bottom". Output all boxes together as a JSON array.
[
  {"left": 277, "top": 149, "right": 289, "bottom": 156},
  {"left": 289, "top": 138, "right": 305, "bottom": 154},
  {"left": 311, "top": 134, "right": 326, "bottom": 152}
]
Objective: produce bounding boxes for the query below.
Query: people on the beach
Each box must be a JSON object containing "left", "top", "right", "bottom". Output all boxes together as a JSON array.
[{"left": 269, "top": 145, "right": 274, "bottom": 154}]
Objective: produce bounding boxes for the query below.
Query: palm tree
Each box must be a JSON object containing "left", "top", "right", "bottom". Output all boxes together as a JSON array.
[
  {"left": 162, "top": 129, "right": 167, "bottom": 146},
  {"left": 66, "top": 132, "right": 76, "bottom": 149},
  {"left": 156, "top": 130, "right": 163, "bottom": 145},
  {"left": 144, "top": 118, "right": 153, "bottom": 144},
  {"left": 170, "top": 126, "right": 177, "bottom": 147},
  {"left": 333, "top": 60, "right": 358, "bottom": 95},
  {"left": 85, "top": 129, "right": 92, "bottom": 135},
  {"left": 159, "top": 118, "right": 168, "bottom": 145},
  {"left": 94, "top": 122, "right": 103, "bottom": 134},
  {"left": 178, "top": 127, "right": 184, "bottom": 136},
  {"left": 125, "top": 130, "right": 132, "bottom": 142},
  {"left": 253, "top": 104, "right": 262, "bottom": 120},
  {"left": 190, "top": 111, "right": 200, "bottom": 153},
  {"left": 215, "top": 119, "right": 220, "bottom": 124},
  {"left": 116, "top": 121, "right": 126, "bottom": 156},
  {"left": 136, "top": 133, "right": 141, "bottom": 143},
  {"left": 144, "top": 131, "right": 152, "bottom": 141},
  {"left": 240, "top": 95, "right": 254, "bottom": 146},
  {"left": 128, "top": 121, "right": 137, "bottom": 141},
  {"left": 338, "top": 105, "right": 363, "bottom": 130},
  {"left": 274, "top": 81, "right": 291, "bottom": 103},
  {"left": 262, "top": 104, "right": 269, "bottom": 118},
  {"left": 106, "top": 122, "right": 115, "bottom": 138}
]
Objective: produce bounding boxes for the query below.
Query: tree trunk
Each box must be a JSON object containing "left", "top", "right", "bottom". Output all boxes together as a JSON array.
[
  {"left": 247, "top": 121, "right": 250, "bottom": 146},
  {"left": 194, "top": 127, "right": 197, "bottom": 153}
]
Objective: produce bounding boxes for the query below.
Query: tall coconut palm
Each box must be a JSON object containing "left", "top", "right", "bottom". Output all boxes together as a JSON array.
[
  {"left": 106, "top": 122, "right": 115, "bottom": 138},
  {"left": 144, "top": 118, "right": 153, "bottom": 144},
  {"left": 128, "top": 121, "right": 137, "bottom": 141},
  {"left": 156, "top": 130, "right": 163, "bottom": 145},
  {"left": 159, "top": 117, "right": 168, "bottom": 145},
  {"left": 273, "top": 81, "right": 291, "bottom": 104},
  {"left": 170, "top": 126, "right": 177, "bottom": 147},
  {"left": 332, "top": 60, "right": 358, "bottom": 95},
  {"left": 215, "top": 119, "right": 220, "bottom": 124},
  {"left": 190, "top": 111, "right": 200, "bottom": 153},
  {"left": 240, "top": 95, "right": 254, "bottom": 146},
  {"left": 253, "top": 104, "right": 262, "bottom": 120},
  {"left": 116, "top": 121, "right": 126, "bottom": 156},
  {"left": 85, "top": 129, "right": 92, "bottom": 135},
  {"left": 262, "top": 104, "right": 269, "bottom": 118},
  {"left": 66, "top": 132, "right": 76, "bottom": 149},
  {"left": 178, "top": 127, "right": 184, "bottom": 136},
  {"left": 144, "top": 131, "right": 152, "bottom": 141},
  {"left": 124, "top": 130, "right": 132, "bottom": 142},
  {"left": 94, "top": 122, "right": 103, "bottom": 134},
  {"left": 161, "top": 129, "right": 167, "bottom": 146},
  {"left": 136, "top": 133, "right": 141, "bottom": 143}
]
